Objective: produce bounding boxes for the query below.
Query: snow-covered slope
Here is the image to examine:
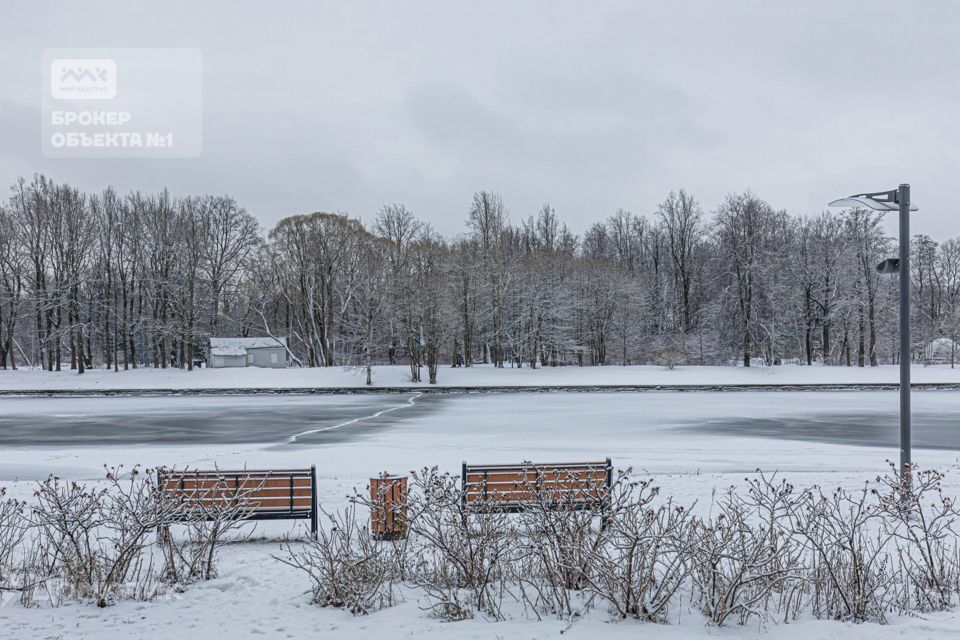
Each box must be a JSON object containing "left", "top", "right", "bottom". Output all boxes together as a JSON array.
[{"left": 3, "top": 363, "right": 960, "bottom": 392}]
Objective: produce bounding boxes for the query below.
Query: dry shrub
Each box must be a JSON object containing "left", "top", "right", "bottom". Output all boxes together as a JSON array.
[
  {"left": 875, "top": 464, "right": 960, "bottom": 612},
  {"left": 156, "top": 467, "right": 263, "bottom": 584},
  {"left": 513, "top": 485, "right": 611, "bottom": 618},
  {"left": 276, "top": 500, "right": 397, "bottom": 614},
  {"left": 0, "top": 489, "right": 27, "bottom": 588},
  {"left": 688, "top": 477, "right": 805, "bottom": 625},
  {"left": 406, "top": 466, "right": 517, "bottom": 621},
  {"left": 280, "top": 465, "right": 960, "bottom": 628},
  {"left": 788, "top": 482, "right": 895, "bottom": 622},
  {"left": 0, "top": 489, "right": 32, "bottom": 606},
  {"left": 29, "top": 467, "right": 169, "bottom": 606},
  {"left": 581, "top": 478, "right": 692, "bottom": 622},
  {"left": 18, "top": 465, "right": 258, "bottom": 608},
  {"left": 8, "top": 461, "right": 960, "bottom": 628}
]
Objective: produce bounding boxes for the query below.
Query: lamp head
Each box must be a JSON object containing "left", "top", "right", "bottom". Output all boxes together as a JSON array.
[
  {"left": 828, "top": 188, "right": 918, "bottom": 211},
  {"left": 877, "top": 258, "right": 900, "bottom": 274}
]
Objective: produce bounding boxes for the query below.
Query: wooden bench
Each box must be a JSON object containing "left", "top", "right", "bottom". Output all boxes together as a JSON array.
[
  {"left": 157, "top": 466, "right": 318, "bottom": 537},
  {"left": 461, "top": 459, "right": 612, "bottom": 512}
]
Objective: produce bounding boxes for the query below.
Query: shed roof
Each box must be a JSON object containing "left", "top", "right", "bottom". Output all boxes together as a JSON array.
[
  {"left": 209, "top": 336, "right": 287, "bottom": 350},
  {"left": 210, "top": 347, "right": 248, "bottom": 357}
]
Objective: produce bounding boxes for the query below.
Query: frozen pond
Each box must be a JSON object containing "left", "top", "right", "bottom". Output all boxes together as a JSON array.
[
  {"left": 2, "top": 390, "right": 959, "bottom": 449},
  {"left": 2, "top": 390, "right": 959, "bottom": 484},
  {"left": 0, "top": 394, "right": 416, "bottom": 446}
]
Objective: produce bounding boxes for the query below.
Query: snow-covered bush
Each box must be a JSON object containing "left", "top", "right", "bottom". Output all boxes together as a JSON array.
[
  {"left": 157, "top": 468, "right": 261, "bottom": 584},
  {"left": 513, "top": 481, "right": 616, "bottom": 619},
  {"left": 656, "top": 347, "right": 688, "bottom": 370},
  {"left": 788, "top": 483, "right": 897, "bottom": 622},
  {"left": 29, "top": 467, "right": 166, "bottom": 607},
  {"left": 0, "top": 489, "right": 28, "bottom": 592},
  {"left": 688, "top": 482, "right": 805, "bottom": 625},
  {"left": 406, "top": 466, "right": 517, "bottom": 621},
  {"left": 283, "top": 465, "right": 960, "bottom": 628},
  {"left": 276, "top": 500, "right": 397, "bottom": 614},
  {"left": 875, "top": 464, "right": 960, "bottom": 612},
  {"left": 14, "top": 461, "right": 960, "bottom": 629},
  {"left": 22, "top": 465, "right": 249, "bottom": 607},
  {"left": 581, "top": 482, "right": 692, "bottom": 622}
]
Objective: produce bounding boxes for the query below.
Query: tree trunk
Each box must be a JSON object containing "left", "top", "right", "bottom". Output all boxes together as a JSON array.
[
  {"left": 54, "top": 304, "right": 62, "bottom": 371},
  {"left": 365, "top": 309, "right": 373, "bottom": 385},
  {"left": 77, "top": 323, "right": 86, "bottom": 374},
  {"left": 857, "top": 307, "right": 865, "bottom": 367},
  {"left": 821, "top": 323, "right": 830, "bottom": 366}
]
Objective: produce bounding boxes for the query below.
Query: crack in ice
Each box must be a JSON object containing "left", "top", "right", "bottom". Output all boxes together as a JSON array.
[{"left": 285, "top": 392, "right": 423, "bottom": 443}]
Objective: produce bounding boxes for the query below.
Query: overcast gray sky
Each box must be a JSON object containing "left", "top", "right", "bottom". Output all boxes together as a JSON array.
[{"left": 1, "top": 1, "right": 958, "bottom": 239}]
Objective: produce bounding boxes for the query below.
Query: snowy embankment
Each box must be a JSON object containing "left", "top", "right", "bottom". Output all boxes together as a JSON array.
[
  {"left": 3, "top": 391, "right": 960, "bottom": 637},
  {"left": 3, "top": 362, "right": 960, "bottom": 393}
]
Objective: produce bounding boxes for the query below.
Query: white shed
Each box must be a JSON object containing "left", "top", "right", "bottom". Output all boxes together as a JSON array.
[
  {"left": 208, "top": 337, "right": 288, "bottom": 369},
  {"left": 923, "top": 338, "right": 959, "bottom": 365}
]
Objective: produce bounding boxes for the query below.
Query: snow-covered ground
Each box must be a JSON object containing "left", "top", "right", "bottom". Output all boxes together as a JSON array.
[
  {"left": 3, "top": 362, "right": 960, "bottom": 392},
  {"left": 2, "top": 390, "right": 960, "bottom": 638}
]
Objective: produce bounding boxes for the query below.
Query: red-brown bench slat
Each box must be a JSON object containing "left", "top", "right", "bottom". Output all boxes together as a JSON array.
[
  {"left": 461, "top": 459, "right": 612, "bottom": 512},
  {"left": 157, "top": 466, "right": 318, "bottom": 537}
]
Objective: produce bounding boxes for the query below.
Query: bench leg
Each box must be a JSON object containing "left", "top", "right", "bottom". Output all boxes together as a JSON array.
[{"left": 310, "top": 465, "right": 319, "bottom": 540}]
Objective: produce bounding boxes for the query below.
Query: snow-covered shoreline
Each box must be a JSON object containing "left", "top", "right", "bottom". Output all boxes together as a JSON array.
[
  {"left": 2, "top": 390, "right": 960, "bottom": 638},
  {"left": 3, "top": 363, "right": 960, "bottom": 394}
]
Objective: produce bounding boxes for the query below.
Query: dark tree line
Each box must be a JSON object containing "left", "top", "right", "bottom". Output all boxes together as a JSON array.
[{"left": 3, "top": 174, "right": 960, "bottom": 380}]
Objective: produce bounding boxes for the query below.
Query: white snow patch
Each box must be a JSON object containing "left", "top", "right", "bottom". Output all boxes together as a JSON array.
[{"left": 4, "top": 362, "right": 960, "bottom": 391}]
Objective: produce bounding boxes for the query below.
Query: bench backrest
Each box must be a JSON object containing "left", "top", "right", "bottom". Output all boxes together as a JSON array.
[
  {"left": 157, "top": 467, "right": 318, "bottom": 534},
  {"left": 462, "top": 459, "right": 612, "bottom": 511}
]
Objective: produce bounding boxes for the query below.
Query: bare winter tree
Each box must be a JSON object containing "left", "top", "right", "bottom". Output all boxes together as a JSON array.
[
  {"left": 713, "top": 192, "right": 785, "bottom": 367},
  {"left": 658, "top": 190, "right": 705, "bottom": 334},
  {"left": 468, "top": 191, "right": 512, "bottom": 368},
  {"left": 4, "top": 174, "right": 960, "bottom": 373},
  {"left": 375, "top": 204, "right": 422, "bottom": 377},
  {"left": 200, "top": 196, "right": 260, "bottom": 335},
  {"left": 0, "top": 203, "right": 26, "bottom": 369}
]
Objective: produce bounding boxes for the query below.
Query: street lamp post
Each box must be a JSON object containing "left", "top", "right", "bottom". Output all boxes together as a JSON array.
[{"left": 829, "top": 185, "right": 917, "bottom": 485}]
